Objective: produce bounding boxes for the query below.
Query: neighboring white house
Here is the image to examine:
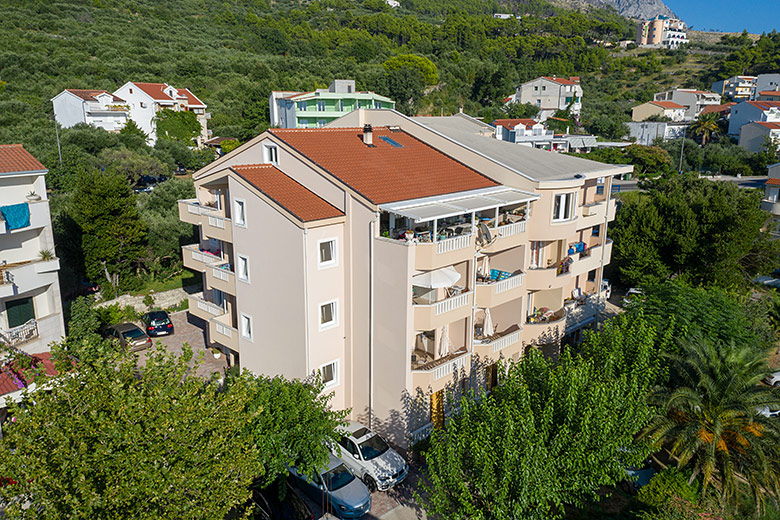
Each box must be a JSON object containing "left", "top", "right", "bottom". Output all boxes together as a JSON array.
[
  {"left": 625, "top": 121, "right": 687, "bottom": 146},
  {"left": 631, "top": 100, "right": 687, "bottom": 122},
  {"left": 0, "top": 145, "right": 65, "bottom": 355},
  {"left": 51, "top": 89, "right": 129, "bottom": 132},
  {"left": 739, "top": 121, "right": 780, "bottom": 153},
  {"left": 385, "top": 0, "right": 400, "bottom": 7},
  {"left": 508, "top": 76, "right": 583, "bottom": 120},
  {"left": 761, "top": 162, "right": 780, "bottom": 216},
  {"left": 653, "top": 89, "right": 721, "bottom": 121},
  {"left": 727, "top": 100, "right": 780, "bottom": 136},
  {"left": 113, "top": 82, "right": 210, "bottom": 146},
  {"left": 753, "top": 74, "right": 780, "bottom": 100}
]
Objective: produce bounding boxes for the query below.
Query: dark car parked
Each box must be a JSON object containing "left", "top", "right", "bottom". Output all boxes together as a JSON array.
[
  {"left": 141, "top": 311, "right": 174, "bottom": 337},
  {"left": 251, "top": 480, "right": 314, "bottom": 520},
  {"left": 104, "top": 323, "right": 152, "bottom": 351}
]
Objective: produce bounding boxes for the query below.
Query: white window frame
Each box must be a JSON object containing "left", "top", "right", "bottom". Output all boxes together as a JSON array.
[
  {"left": 317, "top": 238, "right": 338, "bottom": 269},
  {"left": 263, "top": 144, "right": 279, "bottom": 165},
  {"left": 237, "top": 254, "right": 250, "bottom": 283},
  {"left": 319, "top": 299, "right": 338, "bottom": 331},
  {"left": 240, "top": 313, "right": 253, "bottom": 341},
  {"left": 297, "top": 101, "right": 307, "bottom": 112},
  {"left": 552, "top": 192, "right": 577, "bottom": 222},
  {"left": 317, "top": 100, "right": 326, "bottom": 111},
  {"left": 233, "top": 198, "right": 247, "bottom": 227},
  {"left": 318, "top": 359, "right": 340, "bottom": 389}
]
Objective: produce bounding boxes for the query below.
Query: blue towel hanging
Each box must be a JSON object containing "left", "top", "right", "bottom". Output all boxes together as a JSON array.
[{"left": 0, "top": 203, "right": 31, "bottom": 230}]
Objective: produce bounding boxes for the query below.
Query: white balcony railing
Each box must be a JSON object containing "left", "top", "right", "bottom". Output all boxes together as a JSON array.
[
  {"left": 0, "top": 319, "right": 39, "bottom": 347},
  {"left": 410, "top": 422, "right": 434, "bottom": 444},
  {"left": 215, "top": 322, "right": 236, "bottom": 339},
  {"left": 433, "top": 291, "right": 471, "bottom": 316},
  {"left": 489, "top": 330, "right": 522, "bottom": 353},
  {"left": 212, "top": 265, "right": 233, "bottom": 282},
  {"left": 195, "top": 297, "right": 225, "bottom": 317},
  {"left": 207, "top": 215, "right": 227, "bottom": 229},
  {"left": 493, "top": 273, "right": 524, "bottom": 294},
  {"left": 189, "top": 248, "right": 221, "bottom": 265},
  {"left": 436, "top": 234, "right": 472, "bottom": 254},
  {"left": 495, "top": 220, "right": 526, "bottom": 238},
  {"left": 432, "top": 352, "right": 470, "bottom": 380}
]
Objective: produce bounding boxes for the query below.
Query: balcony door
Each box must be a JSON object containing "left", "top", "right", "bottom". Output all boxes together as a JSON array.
[{"left": 6, "top": 296, "right": 35, "bottom": 328}]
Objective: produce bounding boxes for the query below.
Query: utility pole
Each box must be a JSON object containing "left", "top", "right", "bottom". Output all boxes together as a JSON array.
[
  {"left": 54, "top": 120, "right": 62, "bottom": 167},
  {"left": 678, "top": 125, "right": 686, "bottom": 174}
]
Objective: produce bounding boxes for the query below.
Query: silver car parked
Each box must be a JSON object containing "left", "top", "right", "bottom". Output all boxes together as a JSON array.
[{"left": 331, "top": 421, "right": 408, "bottom": 492}]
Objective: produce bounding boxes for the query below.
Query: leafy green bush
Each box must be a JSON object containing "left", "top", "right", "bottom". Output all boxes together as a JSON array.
[{"left": 637, "top": 468, "right": 699, "bottom": 509}]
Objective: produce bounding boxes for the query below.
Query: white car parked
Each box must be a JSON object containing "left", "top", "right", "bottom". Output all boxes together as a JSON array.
[
  {"left": 764, "top": 370, "right": 780, "bottom": 388},
  {"left": 331, "top": 421, "right": 408, "bottom": 492}
]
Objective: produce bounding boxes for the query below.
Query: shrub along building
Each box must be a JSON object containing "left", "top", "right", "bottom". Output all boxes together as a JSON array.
[
  {"left": 178, "top": 110, "right": 629, "bottom": 446},
  {"left": 0, "top": 145, "right": 65, "bottom": 354}
]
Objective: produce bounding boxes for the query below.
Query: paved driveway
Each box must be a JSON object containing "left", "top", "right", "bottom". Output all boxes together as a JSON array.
[{"left": 136, "top": 311, "right": 227, "bottom": 379}]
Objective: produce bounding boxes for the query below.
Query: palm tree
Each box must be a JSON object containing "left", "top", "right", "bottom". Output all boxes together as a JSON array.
[
  {"left": 689, "top": 112, "right": 721, "bottom": 146},
  {"left": 641, "top": 339, "right": 780, "bottom": 514}
]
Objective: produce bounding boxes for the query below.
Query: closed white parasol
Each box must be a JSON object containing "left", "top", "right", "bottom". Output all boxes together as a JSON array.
[{"left": 412, "top": 266, "right": 461, "bottom": 289}]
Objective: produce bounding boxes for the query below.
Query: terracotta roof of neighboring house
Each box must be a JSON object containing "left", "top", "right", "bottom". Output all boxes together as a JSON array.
[
  {"left": 66, "top": 89, "right": 125, "bottom": 103},
  {"left": 679, "top": 89, "right": 718, "bottom": 95},
  {"left": 765, "top": 178, "right": 780, "bottom": 185},
  {"left": 754, "top": 122, "right": 780, "bottom": 130},
  {"left": 701, "top": 102, "right": 736, "bottom": 114},
  {"left": 542, "top": 76, "right": 579, "bottom": 86},
  {"left": 547, "top": 116, "right": 569, "bottom": 122},
  {"left": 759, "top": 91, "right": 780, "bottom": 96},
  {"left": 231, "top": 164, "right": 344, "bottom": 222},
  {"left": 503, "top": 96, "right": 514, "bottom": 103},
  {"left": 651, "top": 101, "right": 686, "bottom": 109},
  {"left": 0, "top": 352, "right": 60, "bottom": 397},
  {"left": 177, "top": 88, "right": 206, "bottom": 107},
  {"left": 492, "top": 118, "right": 537, "bottom": 129},
  {"left": 0, "top": 144, "right": 46, "bottom": 174},
  {"left": 131, "top": 83, "right": 205, "bottom": 107},
  {"left": 268, "top": 127, "right": 498, "bottom": 204},
  {"left": 745, "top": 101, "right": 780, "bottom": 111}
]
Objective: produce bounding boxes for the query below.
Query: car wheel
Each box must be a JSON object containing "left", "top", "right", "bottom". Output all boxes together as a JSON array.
[
  {"left": 774, "top": 382, "right": 780, "bottom": 388},
  {"left": 363, "top": 475, "right": 378, "bottom": 493}
]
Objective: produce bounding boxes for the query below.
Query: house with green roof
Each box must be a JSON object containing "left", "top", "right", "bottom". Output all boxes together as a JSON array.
[{"left": 269, "top": 79, "right": 395, "bottom": 129}]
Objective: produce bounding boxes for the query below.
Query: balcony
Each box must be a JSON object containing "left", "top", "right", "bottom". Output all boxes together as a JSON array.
[
  {"left": 0, "top": 318, "right": 39, "bottom": 348},
  {"left": 413, "top": 290, "right": 473, "bottom": 331},
  {"left": 524, "top": 308, "right": 565, "bottom": 345},
  {"left": 762, "top": 199, "right": 780, "bottom": 216},
  {"left": 414, "top": 234, "right": 475, "bottom": 271},
  {"left": 564, "top": 294, "right": 604, "bottom": 333},
  {"left": 208, "top": 313, "right": 238, "bottom": 351},
  {"left": 0, "top": 200, "right": 52, "bottom": 235},
  {"left": 411, "top": 349, "right": 471, "bottom": 394},
  {"left": 181, "top": 244, "right": 222, "bottom": 272},
  {"left": 473, "top": 327, "right": 523, "bottom": 361},
  {"left": 568, "top": 239, "right": 612, "bottom": 277},
  {"left": 525, "top": 262, "right": 571, "bottom": 291},
  {"left": 481, "top": 219, "right": 527, "bottom": 253},
  {"left": 0, "top": 259, "right": 60, "bottom": 298},
  {"left": 475, "top": 271, "right": 525, "bottom": 308},
  {"left": 178, "top": 199, "right": 233, "bottom": 242},
  {"left": 188, "top": 292, "right": 227, "bottom": 322},
  {"left": 205, "top": 263, "right": 236, "bottom": 296}
]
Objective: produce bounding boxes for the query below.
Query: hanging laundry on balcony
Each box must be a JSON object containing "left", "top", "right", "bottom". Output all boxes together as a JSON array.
[{"left": 0, "top": 202, "right": 30, "bottom": 230}]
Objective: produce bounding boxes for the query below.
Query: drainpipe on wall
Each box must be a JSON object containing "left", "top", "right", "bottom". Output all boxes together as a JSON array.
[
  {"left": 303, "top": 229, "right": 311, "bottom": 376},
  {"left": 368, "top": 213, "right": 379, "bottom": 430},
  {"left": 596, "top": 179, "right": 610, "bottom": 327}
]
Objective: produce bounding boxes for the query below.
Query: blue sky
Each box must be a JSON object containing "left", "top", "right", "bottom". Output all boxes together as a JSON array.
[{"left": 665, "top": 0, "right": 779, "bottom": 34}]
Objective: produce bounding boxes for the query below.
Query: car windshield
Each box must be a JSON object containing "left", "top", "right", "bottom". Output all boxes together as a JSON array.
[
  {"left": 359, "top": 434, "right": 389, "bottom": 461},
  {"left": 150, "top": 318, "right": 170, "bottom": 326},
  {"left": 122, "top": 328, "right": 146, "bottom": 340},
  {"left": 323, "top": 464, "right": 354, "bottom": 491}
]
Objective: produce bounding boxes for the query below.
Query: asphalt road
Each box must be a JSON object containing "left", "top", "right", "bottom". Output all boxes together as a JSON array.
[{"left": 613, "top": 175, "right": 768, "bottom": 192}]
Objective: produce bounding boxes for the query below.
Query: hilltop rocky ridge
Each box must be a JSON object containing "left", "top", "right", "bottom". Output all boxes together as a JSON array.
[{"left": 552, "top": 0, "right": 676, "bottom": 20}]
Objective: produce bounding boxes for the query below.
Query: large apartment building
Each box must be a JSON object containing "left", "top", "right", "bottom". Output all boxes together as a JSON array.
[
  {"left": 636, "top": 15, "right": 688, "bottom": 49},
  {"left": 711, "top": 75, "right": 757, "bottom": 101},
  {"left": 269, "top": 80, "right": 395, "bottom": 129},
  {"left": 509, "top": 77, "right": 583, "bottom": 120},
  {"left": 0, "top": 145, "right": 65, "bottom": 354},
  {"left": 177, "top": 110, "right": 629, "bottom": 446}
]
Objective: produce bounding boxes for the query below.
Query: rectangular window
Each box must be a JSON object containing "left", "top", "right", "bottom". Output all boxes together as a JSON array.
[
  {"left": 234, "top": 199, "right": 246, "bottom": 227},
  {"left": 318, "top": 238, "right": 337, "bottom": 268},
  {"left": 264, "top": 144, "right": 278, "bottom": 165},
  {"left": 339, "top": 100, "right": 345, "bottom": 111},
  {"left": 320, "top": 360, "right": 339, "bottom": 387},
  {"left": 240, "top": 313, "right": 253, "bottom": 341},
  {"left": 319, "top": 300, "right": 338, "bottom": 330},
  {"left": 317, "top": 100, "right": 326, "bottom": 111},
  {"left": 5, "top": 297, "right": 35, "bottom": 328},
  {"left": 374, "top": 100, "right": 382, "bottom": 109},
  {"left": 552, "top": 193, "right": 576, "bottom": 222},
  {"left": 237, "top": 254, "right": 250, "bottom": 282},
  {"left": 297, "top": 101, "right": 307, "bottom": 111},
  {"left": 317, "top": 119, "right": 327, "bottom": 128},
  {"left": 542, "top": 85, "right": 546, "bottom": 91},
  {"left": 298, "top": 119, "right": 308, "bottom": 128},
  {"left": 534, "top": 86, "right": 539, "bottom": 91}
]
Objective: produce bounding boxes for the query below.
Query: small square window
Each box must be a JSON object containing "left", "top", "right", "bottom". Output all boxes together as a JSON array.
[
  {"left": 234, "top": 199, "right": 246, "bottom": 227},
  {"left": 318, "top": 239, "right": 337, "bottom": 268},
  {"left": 237, "top": 255, "right": 250, "bottom": 282},
  {"left": 264, "top": 145, "right": 278, "bottom": 165},
  {"left": 319, "top": 300, "right": 337, "bottom": 330},
  {"left": 240, "top": 313, "right": 253, "bottom": 341},
  {"left": 320, "top": 360, "right": 339, "bottom": 387}
]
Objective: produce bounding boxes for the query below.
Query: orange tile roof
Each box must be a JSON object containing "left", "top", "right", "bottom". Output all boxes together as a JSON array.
[
  {"left": 765, "top": 178, "right": 780, "bottom": 185},
  {"left": 492, "top": 118, "right": 537, "bottom": 129},
  {"left": 0, "top": 352, "right": 60, "bottom": 397},
  {"left": 754, "top": 121, "right": 780, "bottom": 130},
  {"left": 178, "top": 88, "right": 206, "bottom": 107},
  {"left": 0, "top": 144, "right": 46, "bottom": 174},
  {"left": 133, "top": 82, "right": 173, "bottom": 101},
  {"left": 651, "top": 101, "right": 686, "bottom": 109},
  {"left": 701, "top": 102, "right": 736, "bottom": 114},
  {"left": 66, "top": 89, "right": 125, "bottom": 103},
  {"left": 759, "top": 91, "right": 780, "bottom": 97},
  {"left": 269, "top": 127, "right": 498, "bottom": 204},
  {"left": 746, "top": 101, "right": 780, "bottom": 111},
  {"left": 542, "top": 76, "right": 579, "bottom": 86},
  {"left": 231, "top": 164, "right": 344, "bottom": 222}
]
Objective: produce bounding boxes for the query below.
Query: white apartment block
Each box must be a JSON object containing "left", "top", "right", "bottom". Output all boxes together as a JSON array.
[
  {"left": 653, "top": 88, "right": 721, "bottom": 121},
  {"left": 50, "top": 90, "right": 129, "bottom": 132},
  {"left": 711, "top": 76, "right": 757, "bottom": 101},
  {"left": 636, "top": 15, "right": 688, "bottom": 49},
  {"left": 625, "top": 121, "right": 686, "bottom": 146},
  {"left": 178, "top": 110, "right": 628, "bottom": 447},
  {"left": 509, "top": 76, "right": 583, "bottom": 120},
  {"left": 0, "top": 145, "right": 65, "bottom": 354},
  {"left": 728, "top": 100, "right": 780, "bottom": 137}
]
